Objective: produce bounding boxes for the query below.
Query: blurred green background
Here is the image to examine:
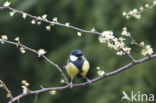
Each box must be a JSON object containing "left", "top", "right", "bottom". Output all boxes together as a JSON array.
[{"left": 0, "top": 0, "right": 156, "bottom": 103}]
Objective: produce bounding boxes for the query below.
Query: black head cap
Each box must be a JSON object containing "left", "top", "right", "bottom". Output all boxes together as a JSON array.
[{"left": 71, "top": 49, "right": 83, "bottom": 57}]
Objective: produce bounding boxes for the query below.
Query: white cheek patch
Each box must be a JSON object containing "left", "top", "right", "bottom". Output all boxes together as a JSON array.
[{"left": 70, "top": 55, "right": 78, "bottom": 61}]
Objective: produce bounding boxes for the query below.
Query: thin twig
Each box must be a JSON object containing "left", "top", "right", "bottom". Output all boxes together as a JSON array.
[
  {"left": 1, "top": 39, "right": 156, "bottom": 103},
  {"left": 121, "top": 49, "right": 136, "bottom": 63},
  {"left": 1, "top": 4, "right": 155, "bottom": 35},
  {"left": 0, "top": 39, "right": 69, "bottom": 85},
  {"left": 0, "top": 80, "right": 13, "bottom": 100},
  {"left": 34, "top": 93, "right": 38, "bottom": 103},
  {"left": 8, "top": 53, "right": 156, "bottom": 103},
  {"left": 0, "top": 6, "right": 150, "bottom": 64},
  {"left": 0, "top": 4, "right": 156, "bottom": 103},
  {"left": 140, "top": 4, "right": 156, "bottom": 14},
  {"left": 0, "top": 6, "right": 6, "bottom": 9},
  {"left": 42, "top": 56, "right": 69, "bottom": 84},
  {"left": 0, "top": 6, "right": 101, "bottom": 36}
]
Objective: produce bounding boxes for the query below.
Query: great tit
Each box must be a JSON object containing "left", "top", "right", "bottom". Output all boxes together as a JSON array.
[{"left": 65, "top": 49, "right": 91, "bottom": 88}]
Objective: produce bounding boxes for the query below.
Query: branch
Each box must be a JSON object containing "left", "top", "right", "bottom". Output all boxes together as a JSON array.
[
  {"left": 33, "top": 93, "right": 38, "bottom": 103},
  {"left": 0, "top": 6, "right": 101, "bottom": 36},
  {"left": 0, "top": 3, "right": 156, "bottom": 103},
  {"left": 140, "top": 3, "right": 156, "bottom": 14},
  {"left": 121, "top": 49, "right": 136, "bottom": 63},
  {"left": 8, "top": 53, "right": 156, "bottom": 103},
  {"left": 0, "top": 6, "right": 150, "bottom": 63},
  {"left": 0, "top": 80, "right": 13, "bottom": 100},
  {"left": 0, "top": 39, "right": 69, "bottom": 85},
  {"left": 122, "top": 2, "right": 156, "bottom": 19},
  {"left": 2, "top": 38, "right": 155, "bottom": 103}
]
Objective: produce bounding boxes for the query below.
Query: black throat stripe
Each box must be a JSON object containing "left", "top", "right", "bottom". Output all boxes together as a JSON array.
[{"left": 69, "top": 59, "right": 84, "bottom": 73}]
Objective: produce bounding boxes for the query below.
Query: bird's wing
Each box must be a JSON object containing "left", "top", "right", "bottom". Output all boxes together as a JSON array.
[{"left": 81, "top": 59, "right": 90, "bottom": 77}]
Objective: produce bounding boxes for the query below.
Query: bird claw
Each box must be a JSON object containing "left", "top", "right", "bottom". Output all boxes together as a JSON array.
[
  {"left": 87, "top": 79, "right": 92, "bottom": 84},
  {"left": 84, "top": 77, "right": 92, "bottom": 84},
  {"left": 69, "top": 82, "right": 73, "bottom": 88}
]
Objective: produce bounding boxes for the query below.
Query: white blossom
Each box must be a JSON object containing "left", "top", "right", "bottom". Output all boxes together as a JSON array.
[
  {"left": 123, "top": 9, "right": 141, "bottom": 19},
  {"left": 107, "top": 43, "right": 115, "bottom": 49},
  {"left": 100, "top": 31, "right": 114, "bottom": 43},
  {"left": 49, "top": 90, "right": 56, "bottom": 95},
  {"left": 22, "top": 86, "right": 28, "bottom": 94},
  {"left": 145, "top": 4, "right": 149, "bottom": 8},
  {"left": 38, "top": 49, "right": 46, "bottom": 57},
  {"left": 22, "top": 80, "right": 29, "bottom": 87},
  {"left": 113, "top": 38, "right": 125, "bottom": 50},
  {"left": 116, "top": 51, "right": 124, "bottom": 56},
  {"left": 3, "top": 1, "right": 11, "bottom": 7},
  {"left": 22, "top": 13, "right": 27, "bottom": 19},
  {"left": 60, "top": 79, "right": 65, "bottom": 83},
  {"left": 45, "top": 26, "right": 51, "bottom": 31},
  {"left": 96, "top": 67, "right": 100, "bottom": 70},
  {"left": 97, "top": 70, "right": 105, "bottom": 77},
  {"left": 1, "top": 35, "right": 8, "bottom": 40},
  {"left": 91, "top": 28, "right": 96, "bottom": 32},
  {"left": 20, "top": 47, "right": 26, "bottom": 53},
  {"left": 132, "top": 9, "right": 137, "bottom": 14},
  {"left": 139, "top": 6, "right": 144, "bottom": 11},
  {"left": 0, "top": 83, "right": 3, "bottom": 87},
  {"left": 153, "top": 0, "right": 156, "bottom": 5},
  {"left": 141, "top": 45, "right": 153, "bottom": 56},
  {"left": 77, "top": 32, "right": 82, "bottom": 37},
  {"left": 53, "top": 17, "right": 58, "bottom": 23},
  {"left": 123, "top": 47, "right": 131, "bottom": 54},
  {"left": 121, "top": 27, "right": 130, "bottom": 36},
  {"left": 31, "top": 19, "right": 36, "bottom": 24},
  {"left": 101, "top": 31, "right": 113, "bottom": 37},
  {"left": 1, "top": 35, "right": 8, "bottom": 44},
  {"left": 37, "top": 21, "right": 41, "bottom": 25},
  {"left": 14, "top": 37, "right": 20, "bottom": 42},
  {"left": 9, "top": 11, "right": 16, "bottom": 16},
  {"left": 134, "top": 14, "right": 141, "bottom": 19},
  {"left": 42, "top": 14, "right": 47, "bottom": 20},
  {"left": 21, "top": 80, "right": 29, "bottom": 94},
  {"left": 118, "top": 37, "right": 126, "bottom": 42},
  {"left": 65, "top": 23, "right": 70, "bottom": 27},
  {"left": 122, "top": 12, "right": 126, "bottom": 16},
  {"left": 140, "top": 42, "right": 145, "bottom": 47},
  {"left": 99, "top": 36, "right": 107, "bottom": 43}
]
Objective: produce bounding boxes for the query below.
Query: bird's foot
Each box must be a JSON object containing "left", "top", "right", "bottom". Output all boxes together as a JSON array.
[
  {"left": 84, "top": 77, "right": 92, "bottom": 84},
  {"left": 87, "top": 79, "right": 92, "bottom": 84},
  {"left": 69, "top": 82, "right": 73, "bottom": 88}
]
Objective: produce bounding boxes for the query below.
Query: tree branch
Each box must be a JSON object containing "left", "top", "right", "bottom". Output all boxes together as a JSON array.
[
  {"left": 0, "top": 39, "right": 69, "bottom": 85},
  {"left": 0, "top": 80, "right": 13, "bottom": 100},
  {"left": 121, "top": 49, "right": 136, "bottom": 63},
  {"left": 0, "top": 6, "right": 101, "bottom": 36},
  {"left": 33, "top": 93, "right": 38, "bottom": 103},
  {"left": 0, "top": 6, "right": 149, "bottom": 64},
  {"left": 0, "top": 4, "right": 156, "bottom": 103},
  {"left": 8, "top": 53, "right": 156, "bottom": 103}
]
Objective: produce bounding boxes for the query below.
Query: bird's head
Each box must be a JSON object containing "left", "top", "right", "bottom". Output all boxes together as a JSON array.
[{"left": 70, "top": 49, "right": 84, "bottom": 61}]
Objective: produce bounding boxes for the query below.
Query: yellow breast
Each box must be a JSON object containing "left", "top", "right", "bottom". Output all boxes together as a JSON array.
[
  {"left": 66, "top": 62, "right": 79, "bottom": 78},
  {"left": 81, "top": 60, "right": 90, "bottom": 77}
]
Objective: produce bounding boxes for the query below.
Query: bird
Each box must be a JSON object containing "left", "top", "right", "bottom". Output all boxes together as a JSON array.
[{"left": 65, "top": 49, "right": 91, "bottom": 88}]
